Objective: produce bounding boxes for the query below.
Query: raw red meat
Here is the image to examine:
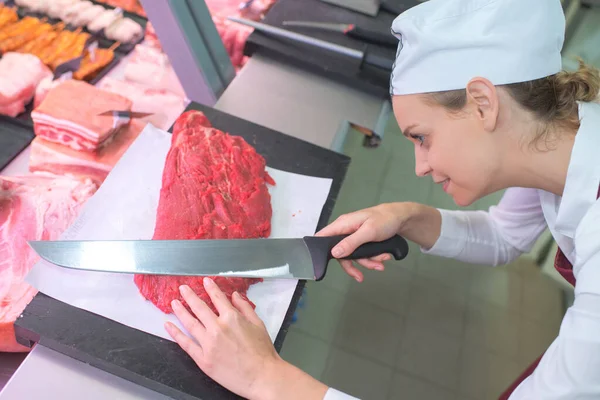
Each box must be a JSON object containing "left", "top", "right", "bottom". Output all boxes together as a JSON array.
[
  {"left": 29, "top": 119, "right": 146, "bottom": 184},
  {"left": 31, "top": 80, "right": 133, "bottom": 151},
  {"left": 0, "top": 174, "right": 97, "bottom": 352},
  {"left": 134, "top": 110, "right": 275, "bottom": 315}
]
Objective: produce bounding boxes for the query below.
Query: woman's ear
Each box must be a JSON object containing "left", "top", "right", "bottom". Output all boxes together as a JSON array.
[{"left": 466, "top": 77, "right": 500, "bottom": 131}]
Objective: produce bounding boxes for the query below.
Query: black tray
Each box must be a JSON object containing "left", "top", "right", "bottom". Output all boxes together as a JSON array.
[
  {"left": 15, "top": 102, "right": 350, "bottom": 400},
  {"left": 244, "top": 0, "right": 420, "bottom": 97},
  {"left": 0, "top": 115, "right": 35, "bottom": 171}
]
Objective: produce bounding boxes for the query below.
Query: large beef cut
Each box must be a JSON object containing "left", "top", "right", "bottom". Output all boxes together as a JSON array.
[
  {"left": 29, "top": 119, "right": 146, "bottom": 184},
  {"left": 0, "top": 174, "right": 97, "bottom": 352},
  {"left": 0, "top": 52, "right": 51, "bottom": 117},
  {"left": 31, "top": 80, "right": 132, "bottom": 151},
  {"left": 134, "top": 110, "right": 275, "bottom": 315}
]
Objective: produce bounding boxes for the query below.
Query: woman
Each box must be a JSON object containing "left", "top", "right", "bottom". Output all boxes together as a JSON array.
[{"left": 164, "top": 0, "right": 600, "bottom": 398}]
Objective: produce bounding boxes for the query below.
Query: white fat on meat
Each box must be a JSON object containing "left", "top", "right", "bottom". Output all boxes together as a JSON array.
[
  {"left": 0, "top": 53, "right": 51, "bottom": 117},
  {"left": 47, "top": 0, "right": 79, "bottom": 19},
  {"left": 70, "top": 4, "right": 106, "bottom": 27},
  {"left": 0, "top": 174, "right": 97, "bottom": 352},
  {"left": 87, "top": 9, "right": 122, "bottom": 33},
  {"left": 60, "top": 1, "right": 94, "bottom": 25},
  {"left": 104, "top": 17, "right": 143, "bottom": 44}
]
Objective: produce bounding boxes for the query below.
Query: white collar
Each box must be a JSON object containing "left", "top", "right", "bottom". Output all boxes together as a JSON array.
[{"left": 554, "top": 101, "right": 600, "bottom": 237}]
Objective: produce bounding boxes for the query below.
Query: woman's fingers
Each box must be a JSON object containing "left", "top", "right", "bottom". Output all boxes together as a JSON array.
[
  {"left": 356, "top": 258, "right": 385, "bottom": 271},
  {"left": 331, "top": 223, "right": 377, "bottom": 258},
  {"left": 180, "top": 285, "right": 217, "bottom": 329},
  {"left": 231, "top": 291, "right": 263, "bottom": 327},
  {"left": 165, "top": 322, "right": 203, "bottom": 361},
  {"left": 315, "top": 212, "right": 365, "bottom": 237},
  {"left": 339, "top": 259, "right": 364, "bottom": 282},
  {"left": 171, "top": 298, "right": 206, "bottom": 341},
  {"left": 203, "top": 277, "right": 235, "bottom": 317},
  {"left": 371, "top": 253, "right": 392, "bottom": 262}
]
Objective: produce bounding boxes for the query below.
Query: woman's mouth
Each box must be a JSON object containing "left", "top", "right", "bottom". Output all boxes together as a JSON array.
[{"left": 441, "top": 179, "right": 450, "bottom": 192}]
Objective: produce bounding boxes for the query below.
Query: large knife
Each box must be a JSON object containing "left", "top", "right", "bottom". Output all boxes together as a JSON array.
[
  {"left": 28, "top": 235, "right": 409, "bottom": 281},
  {"left": 228, "top": 17, "right": 395, "bottom": 72}
]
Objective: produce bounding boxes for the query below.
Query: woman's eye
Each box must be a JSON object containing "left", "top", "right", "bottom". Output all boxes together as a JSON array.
[{"left": 410, "top": 134, "right": 425, "bottom": 145}]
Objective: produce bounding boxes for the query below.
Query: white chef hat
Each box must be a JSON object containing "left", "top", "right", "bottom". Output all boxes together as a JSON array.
[{"left": 389, "top": 0, "right": 566, "bottom": 96}]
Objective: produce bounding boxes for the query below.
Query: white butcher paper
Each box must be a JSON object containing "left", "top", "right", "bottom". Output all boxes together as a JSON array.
[{"left": 26, "top": 123, "right": 333, "bottom": 343}]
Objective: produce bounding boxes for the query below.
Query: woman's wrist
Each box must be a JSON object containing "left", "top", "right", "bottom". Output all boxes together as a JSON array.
[
  {"left": 253, "top": 358, "right": 328, "bottom": 400},
  {"left": 396, "top": 202, "right": 442, "bottom": 250}
]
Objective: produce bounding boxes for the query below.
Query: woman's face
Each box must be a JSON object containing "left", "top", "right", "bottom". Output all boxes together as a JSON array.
[{"left": 392, "top": 93, "right": 503, "bottom": 207}]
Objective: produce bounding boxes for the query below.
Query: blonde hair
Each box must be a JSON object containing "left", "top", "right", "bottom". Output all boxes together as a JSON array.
[{"left": 426, "top": 59, "right": 600, "bottom": 146}]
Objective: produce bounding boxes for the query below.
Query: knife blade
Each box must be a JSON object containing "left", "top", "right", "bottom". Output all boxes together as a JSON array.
[
  {"left": 282, "top": 21, "right": 398, "bottom": 48},
  {"left": 228, "top": 17, "right": 395, "bottom": 72},
  {"left": 28, "top": 234, "right": 409, "bottom": 281},
  {"left": 98, "top": 110, "right": 154, "bottom": 119}
]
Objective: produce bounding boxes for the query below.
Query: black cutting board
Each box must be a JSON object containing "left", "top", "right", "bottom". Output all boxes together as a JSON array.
[
  {"left": 0, "top": 116, "right": 35, "bottom": 171},
  {"left": 244, "top": 0, "right": 420, "bottom": 96},
  {"left": 15, "top": 102, "right": 350, "bottom": 400}
]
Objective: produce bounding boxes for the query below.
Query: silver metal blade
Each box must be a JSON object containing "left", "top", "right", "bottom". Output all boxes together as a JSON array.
[
  {"left": 227, "top": 17, "right": 364, "bottom": 60},
  {"left": 282, "top": 21, "right": 350, "bottom": 33},
  {"left": 28, "top": 238, "right": 317, "bottom": 280}
]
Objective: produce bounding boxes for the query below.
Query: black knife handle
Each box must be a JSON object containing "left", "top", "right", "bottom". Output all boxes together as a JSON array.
[
  {"left": 361, "top": 48, "right": 395, "bottom": 72},
  {"left": 304, "top": 234, "right": 409, "bottom": 281},
  {"left": 346, "top": 26, "right": 398, "bottom": 48},
  {"left": 341, "top": 235, "right": 409, "bottom": 260}
]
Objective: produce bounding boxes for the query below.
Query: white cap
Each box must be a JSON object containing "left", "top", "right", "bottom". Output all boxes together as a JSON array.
[{"left": 389, "top": 0, "right": 565, "bottom": 96}]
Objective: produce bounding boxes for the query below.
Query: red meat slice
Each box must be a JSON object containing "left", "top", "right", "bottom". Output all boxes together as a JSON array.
[{"left": 134, "top": 110, "right": 275, "bottom": 315}]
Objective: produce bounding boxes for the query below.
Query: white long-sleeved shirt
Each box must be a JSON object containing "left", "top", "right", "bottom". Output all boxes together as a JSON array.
[{"left": 323, "top": 101, "right": 600, "bottom": 399}]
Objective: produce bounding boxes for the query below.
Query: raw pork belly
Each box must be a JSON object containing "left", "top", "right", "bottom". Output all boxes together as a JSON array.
[
  {"left": 31, "top": 80, "right": 132, "bottom": 151},
  {"left": 97, "top": 77, "right": 185, "bottom": 128},
  {"left": 134, "top": 110, "right": 275, "bottom": 315},
  {"left": 0, "top": 174, "right": 97, "bottom": 352},
  {"left": 0, "top": 52, "right": 51, "bottom": 117},
  {"left": 29, "top": 119, "right": 145, "bottom": 184}
]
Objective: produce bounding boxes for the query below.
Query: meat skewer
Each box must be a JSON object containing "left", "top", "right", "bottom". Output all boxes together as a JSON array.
[{"left": 73, "top": 41, "right": 119, "bottom": 80}]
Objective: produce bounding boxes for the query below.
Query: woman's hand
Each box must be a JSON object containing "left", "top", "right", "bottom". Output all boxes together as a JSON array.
[{"left": 165, "top": 278, "right": 328, "bottom": 400}]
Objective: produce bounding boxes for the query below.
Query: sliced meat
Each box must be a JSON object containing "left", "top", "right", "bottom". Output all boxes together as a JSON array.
[
  {"left": 134, "top": 110, "right": 275, "bottom": 315},
  {"left": 0, "top": 174, "right": 97, "bottom": 352},
  {"left": 29, "top": 119, "right": 146, "bottom": 184},
  {"left": 97, "top": 77, "right": 185, "bottom": 128},
  {"left": 31, "top": 80, "right": 132, "bottom": 151}
]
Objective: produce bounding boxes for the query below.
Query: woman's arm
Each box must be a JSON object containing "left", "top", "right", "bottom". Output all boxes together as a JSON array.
[{"left": 419, "top": 187, "right": 548, "bottom": 265}]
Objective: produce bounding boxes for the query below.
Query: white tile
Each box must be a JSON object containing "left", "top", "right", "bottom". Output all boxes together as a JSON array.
[
  {"left": 279, "top": 328, "right": 331, "bottom": 380},
  {"left": 332, "top": 298, "right": 404, "bottom": 367},
  {"left": 464, "top": 299, "right": 521, "bottom": 360},
  {"left": 407, "top": 275, "right": 467, "bottom": 338},
  {"left": 396, "top": 322, "right": 462, "bottom": 390},
  {"left": 388, "top": 372, "right": 456, "bottom": 400},
  {"left": 521, "top": 270, "right": 565, "bottom": 329},
  {"left": 293, "top": 283, "right": 347, "bottom": 343},
  {"left": 322, "top": 348, "right": 394, "bottom": 400},
  {"left": 347, "top": 263, "right": 413, "bottom": 316},
  {"left": 518, "top": 316, "right": 560, "bottom": 368},
  {"left": 470, "top": 266, "right": 522, "bottom": 312},
  {"left": 417, "top": 254, "right": 473, "bottom": 292},
  {"left": 459, "top": 345, "right": 521, "bottom": 399}
]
